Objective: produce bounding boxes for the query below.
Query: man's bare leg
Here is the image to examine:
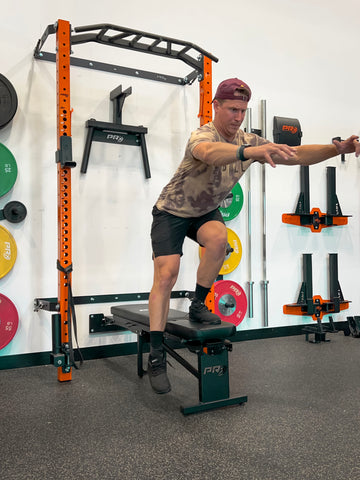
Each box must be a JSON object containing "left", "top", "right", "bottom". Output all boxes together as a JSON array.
[
  {"left": 147, "top": 254, "right": 180, "bottom": 394},
  {"left": 196, "top": 221, "right": 228, "bottom": 287},
  {"left": 149, "top": 254, "right": 180, "bottom": 331},
  {"left": 189, "top": 220, "right": 227, "bottom": 324}
]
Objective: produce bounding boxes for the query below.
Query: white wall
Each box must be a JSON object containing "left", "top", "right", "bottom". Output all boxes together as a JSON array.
[{"left": 1, "top": 0, "right": 359, "bottom": 357}]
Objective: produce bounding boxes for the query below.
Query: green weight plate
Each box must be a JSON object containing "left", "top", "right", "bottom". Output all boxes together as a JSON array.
[
  {"left": 0, "top": 143, "right": 17, "bottom": 197},
  {"left": 219, "top": 183, "right": 244, "bottom": 221}
]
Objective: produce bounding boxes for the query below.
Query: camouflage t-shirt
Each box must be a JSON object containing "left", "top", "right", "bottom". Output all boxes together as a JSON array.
[{"left": 155, "top": 122, "right": 269, "bottom": 218}]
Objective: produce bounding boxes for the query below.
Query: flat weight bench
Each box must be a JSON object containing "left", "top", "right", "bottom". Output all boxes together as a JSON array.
[{"left": 110, "top": 304, "right": 247, "bottom": 415}]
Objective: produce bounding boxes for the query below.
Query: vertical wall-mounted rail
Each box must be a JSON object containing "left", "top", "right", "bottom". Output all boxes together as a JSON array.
[
  {"left": 329, "top": 253, "right": 340, "bottom": 300},
  {"left": 299, "top": 166, "right": 310, "bottom": 213},
  {"left": 260, "top": 100, "right": 269, "bottom": 327},
  {"left": 198, "top": 56, "right": 215, "bottom": 312},
  {"left": 56, "top": 19, "right": 73, "bottom": 382},
  {"left": 303, "top": 254, "right": 313, "bottom": 302},
  {"left": 244, "top": 109, "right": 254, "bottom": 318},
  {"left": 326, "top": 167, "right": 342, "bottom": 216}
]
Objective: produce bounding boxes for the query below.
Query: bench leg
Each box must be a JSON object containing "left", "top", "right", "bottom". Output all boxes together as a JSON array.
[
  {"left": 180, "top": 342, "right": 248, "bottom": 415},
  {"left": 198, "top": 345, "right": 230, "bottom": 402},
  {"left": 137, "top": 331, "right": 149, "bottom": 377}
]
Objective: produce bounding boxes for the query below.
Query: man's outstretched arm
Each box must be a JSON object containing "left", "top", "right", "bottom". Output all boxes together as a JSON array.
[
  {"left": 268, "top": 135, "right": 360, "bottom": 167},
  {"left": 193, "top": 135, "right": 359, "bottom": 168}
]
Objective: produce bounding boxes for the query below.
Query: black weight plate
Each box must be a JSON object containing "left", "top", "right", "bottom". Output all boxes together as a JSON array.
[
  {"left": 0, "top": 74, "right": 18, "bottom": 129},
  {"left": 3, "top": 201, "right": 27, "bottom": 223}
]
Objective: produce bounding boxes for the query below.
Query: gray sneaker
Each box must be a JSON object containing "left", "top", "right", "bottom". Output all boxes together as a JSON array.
[
  {"left": 148, "top": 353, "right": 171, "bottom": 394},
  {"left": 189, "top": 299, "right": 221, "bottom": 325}
]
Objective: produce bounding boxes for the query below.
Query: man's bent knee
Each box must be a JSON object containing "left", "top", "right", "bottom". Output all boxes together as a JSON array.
[
  {"left": 197, "top": 221, "right": 227, "bottom": 251},
  {"left": 153, "top": 254, "right": 180, "bottom": 292}
]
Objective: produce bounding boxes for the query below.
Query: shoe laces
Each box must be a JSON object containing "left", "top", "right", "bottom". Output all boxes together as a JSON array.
[
  {"left": 193, "top": 299, "right": 209, "bottom": 312},
  {"left": 149, "top": 355, "right": 173, "bottom": 375}
]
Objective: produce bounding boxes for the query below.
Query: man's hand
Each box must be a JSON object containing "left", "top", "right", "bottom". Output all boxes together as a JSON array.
[
  {"left": 332, "top": 135, "right": 360, "bottom": 156},
  {"left": 245, "top": 143, "right": 296, "bottom": 168},
  {"left": 356, "top": 141, "right": 360, "bottom": 158}
]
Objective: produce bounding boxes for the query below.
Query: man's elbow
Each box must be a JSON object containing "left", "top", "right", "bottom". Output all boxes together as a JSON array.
[{"left": 192, "top": 145, "right": 213, "bottom": 164}]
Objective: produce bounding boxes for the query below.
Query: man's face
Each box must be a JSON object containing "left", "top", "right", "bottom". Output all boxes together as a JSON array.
[{"left": 213, "top": 99, "right": 248, "bottom": 141}]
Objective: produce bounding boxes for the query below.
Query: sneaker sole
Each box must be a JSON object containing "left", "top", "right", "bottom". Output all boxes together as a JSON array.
[
  {"left": 147, "top": 367, "right": 172, "bottom": 394},
  {"left": 153, "top": 386, "right": 171, "bottom": 395},
  {"left": 148, "top": 377, "right": 172, "bottom": 394},
  {"left": 189, "top": 317, "right": 221, "bottom": 325}
]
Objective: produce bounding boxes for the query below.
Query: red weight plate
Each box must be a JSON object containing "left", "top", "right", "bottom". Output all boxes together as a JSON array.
[
  {"left": 214, "top": 280, "right": 247, "bottom": 326},
  {"left": 0, "top": 293, "right": 19, "bottom": 349}
]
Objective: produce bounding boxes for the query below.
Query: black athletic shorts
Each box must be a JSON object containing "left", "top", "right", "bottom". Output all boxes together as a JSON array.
[{"left": 151, "top": 205, "right": 225, "bottom": 257}]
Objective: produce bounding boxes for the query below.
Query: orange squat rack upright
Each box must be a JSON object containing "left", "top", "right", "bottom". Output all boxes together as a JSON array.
[
  {"left": 198, "top": 56, "right": 213, "bottom": 127},
  {"left": 198, "top": 57, "right": 216, "bottom": 312},
  {"left": 56, "top": 19, "right": 76, "bottom": 381},
  {"left": 33, "top": 20, "right": 219, "bottom": 380}
]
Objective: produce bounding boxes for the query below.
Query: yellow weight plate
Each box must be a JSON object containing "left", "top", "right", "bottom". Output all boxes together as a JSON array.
[
  {"left": 199, "top": 227, "right": 242, "bottom": 275},
  {"left": 0, "top": 225, "right": 17, "bottom": 278},
  {"left": 220, "top": 228, "right": 242, "bottom": 274}
]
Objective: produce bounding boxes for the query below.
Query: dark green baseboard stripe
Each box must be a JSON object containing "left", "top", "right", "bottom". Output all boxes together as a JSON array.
[
  {"left": 0, "top": 321, "right": 349, "bottom": 371},
  {"left": 233, "top": 324, "right": 310, "bottom": 341},
  {"left": 233, "top": 321, "right": 349, "bottom": 342},
  {"left": 0, "top": 351, "right": 52, "bottom": 371},
  {"left": 0, "top": 343, "right": 141, "bottom": 371}
]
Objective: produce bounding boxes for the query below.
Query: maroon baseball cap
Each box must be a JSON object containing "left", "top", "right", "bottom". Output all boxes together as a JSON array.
[{"left": 213, "top": 78, "right": 252, "bottom": 102}]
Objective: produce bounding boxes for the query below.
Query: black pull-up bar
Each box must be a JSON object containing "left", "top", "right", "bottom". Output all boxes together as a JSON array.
[{"left": 34, "top": 22, "right": 218, "bottom": 85}]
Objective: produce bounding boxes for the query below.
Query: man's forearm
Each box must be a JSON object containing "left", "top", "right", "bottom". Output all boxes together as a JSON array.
[
  {"left": 193, "top": 137, "right": 355, "bottom": 168},
  {"left": 193, "top": 142, "right": 238, "bottom": 166},
  {"left": 193, "top": 141, "right": 295, "bottom": 167},
  {"left": 273, "top": 144, "right": 339, "bottom": 166}
]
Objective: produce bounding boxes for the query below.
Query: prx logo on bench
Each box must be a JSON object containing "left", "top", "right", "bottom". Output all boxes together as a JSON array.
[
  {"left": 282, "top": 125, "right": 298, "bottom": 134},
  {"left": 203, "top": 365, "right": 227, "bottom": 376},
  {"left": 106, "top": 133, "right": 125, "bottom": 143}
]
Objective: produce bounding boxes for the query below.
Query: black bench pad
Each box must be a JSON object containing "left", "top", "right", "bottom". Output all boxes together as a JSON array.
[{"left": 111, "top": 304, "right": 235, "bottom": 341}]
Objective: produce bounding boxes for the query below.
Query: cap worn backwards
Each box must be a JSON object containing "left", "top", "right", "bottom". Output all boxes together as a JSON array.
[{"left": 213, "top": 78, "right": 252, "bottom": 102}]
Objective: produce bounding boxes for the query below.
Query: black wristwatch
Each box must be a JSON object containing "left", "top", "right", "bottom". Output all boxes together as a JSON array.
[{"left": 237, "top": 144, "right": 251, "bottom": 161}]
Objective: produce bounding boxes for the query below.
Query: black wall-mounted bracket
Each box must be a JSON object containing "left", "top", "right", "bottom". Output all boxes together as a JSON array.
[
  {"left": 80, "top": 84, "right": 150, "bottom": 177},
  {"left": 282, "top": 166, "right": 350, "bottom": 232},
  {"left": 34, "top": 289, "right": 192, "bottom": 313},
  {"left": 283, "top": 253, "right": 350, "bottom": 342}
]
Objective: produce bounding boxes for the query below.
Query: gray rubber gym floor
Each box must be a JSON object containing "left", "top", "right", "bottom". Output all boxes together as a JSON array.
[{"left": 1, "top": 333, "right": 360, "bottom": 480}]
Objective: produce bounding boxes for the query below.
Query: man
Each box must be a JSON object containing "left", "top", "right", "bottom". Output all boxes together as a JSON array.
[{"left": 148, "top": 77, "right": 359, "bottom": 394}]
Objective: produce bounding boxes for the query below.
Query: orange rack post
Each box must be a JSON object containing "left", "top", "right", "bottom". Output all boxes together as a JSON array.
[
  {"left": 198, "top": 56, "right": 212, "bottom": 127},
  {"left": 56, "top": 19, "right": 74, "bottom": 382},
  {"left": 198, "top": 57, "right": 216, "bottom": 312}
]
